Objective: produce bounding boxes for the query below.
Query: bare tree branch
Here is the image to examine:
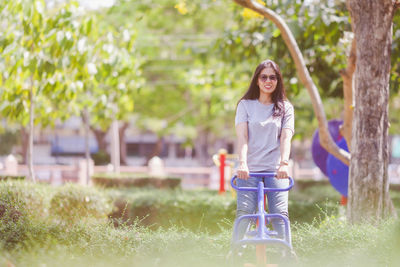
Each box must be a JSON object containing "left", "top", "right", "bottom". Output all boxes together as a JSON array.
[
  {"left": 233, "top": 0, "right": 350, "bottom": 165},
  {"left": 339, "top": 38, "right": 356, "bottom": 152}
]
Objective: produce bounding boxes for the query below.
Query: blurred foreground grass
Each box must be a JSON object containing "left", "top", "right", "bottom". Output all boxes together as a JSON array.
[{"left": 0, "top": 180, "right": 400, "bottom": 267}]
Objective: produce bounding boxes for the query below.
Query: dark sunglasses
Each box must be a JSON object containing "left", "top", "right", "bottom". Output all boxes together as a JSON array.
[{"left": 259, "top": 74, "right": 277, "bottom": 82}]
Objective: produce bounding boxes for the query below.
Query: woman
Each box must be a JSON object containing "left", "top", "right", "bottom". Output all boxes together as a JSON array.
[{"left": 234, "top": 59, "right": 294, "bottom": 243}]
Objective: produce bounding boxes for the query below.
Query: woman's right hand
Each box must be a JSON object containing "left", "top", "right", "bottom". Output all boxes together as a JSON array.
[{"left": 237, "top": 161, "right": 249, "bottom": 180}]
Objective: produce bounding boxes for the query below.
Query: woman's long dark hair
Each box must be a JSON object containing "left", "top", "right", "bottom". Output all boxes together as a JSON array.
[{"left": 238, "top": 59, "right": 287, "bottom": 117}]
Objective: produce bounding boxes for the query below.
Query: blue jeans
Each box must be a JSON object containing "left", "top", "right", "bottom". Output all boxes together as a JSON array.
[{"left": 232, "top": 175, "right": 290, "bottom": 243}]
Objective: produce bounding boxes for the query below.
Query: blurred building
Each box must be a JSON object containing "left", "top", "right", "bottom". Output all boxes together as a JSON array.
[{"left": 22, "top": 116, "right": 234, "bottom": 168}]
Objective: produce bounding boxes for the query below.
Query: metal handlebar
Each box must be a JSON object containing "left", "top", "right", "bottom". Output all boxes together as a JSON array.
[{"left": 231, "top": 172, "right": 294, "bottom": 192}]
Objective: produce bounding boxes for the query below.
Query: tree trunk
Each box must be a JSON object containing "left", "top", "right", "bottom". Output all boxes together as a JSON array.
[
  {"left": 83, "top": 109, "right": 91, "bottom": 185},
  {"left": 347, "top": 0, "right": 396, "bottom": 223},
  {"left": 90, "top": 127, "right": 108, "bottom": 152},
  {"left": 194, "top": 129, "right": 210, "bottom": 165},
  {"left": 28, "top": 86, "right": 36, "bottom": 182},
  {"left": 339, "top": 38, "right": 356, "bottom": 151},
  {"left": 110, "top": 119, "right": 120, "bottom": 174},
  {"left": 145, "top": 137, "right": 164, "bottom": 165},
  {"left": 20, "top": 126, "right": 29, "bottom": 164},
  {"left": 119, "top": 122, "right": 129, "bottom": 165}
]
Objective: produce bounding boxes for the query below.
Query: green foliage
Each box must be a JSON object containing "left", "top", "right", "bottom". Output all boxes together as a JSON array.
[
  {"left": 91, "top": 149, "right": 111, "bottom": 165},
  {"left": 0, "top": 181, "right": 50, "bottom": 220},
  {"left": 73, "top": 14, "right": 144, "bottom": 132},
  {"left": 290, "top": 89, "right": 318, "bottom": 139},
  {"left": 50, "top": 184, "right": 112, "bottom": 224},
  {"left": 389, "top": 92, "right": 400, "bottom": 135},
  {"left": 0, "top": 0, "right": 144, "bottom": 158},
  {"left": 0, "top": 0, "right": 85, "bottom": 126},
  {"left": 293, "top": 217, "right": 400, "bottom": 266},
  {"left": 3, "top": 214, "right": 400, "bottom": 267},
  {"left": 0, "top": 181, "right": 49, "bottom": 249},
  {"left": 217, "top": 0, "right": 350, "bottom": 97},
  {"left": 106, "top": 184, "right": 341, "bottom": 233},
  {"left": 108, "top": 188, "right": 236, "bottom": 233},
  {"left": 0, "top": 176, "right": 26, "bottom": 181},
  {"left": 92, "top": 173, "right": 181, "bottom": 189},
  {"left": 126, "top": 227, "right": 230, "bottom": 267},
  {"left": 101, "top": 0, "right": 369, "bottom": 143},
  {"left": 217, "top": 0, "right": 400, "bottom": 137},
  {"left": 102, "top": 0, "right": 241, "bottom": 144},
  {"left": 391, "top": 13, "right": 400, "bottom": 95},
  {"left": 0, "top": 189, "right": 28, "bottom": 249},
  {"left": 0, "top": 130, "right": 18, "bottom": 155},
  {"left": 390, "top": 189, "right": 400, "bottom": 215},
  {"left": 4, "top": 223, "right": 230, "bottom": 267}
]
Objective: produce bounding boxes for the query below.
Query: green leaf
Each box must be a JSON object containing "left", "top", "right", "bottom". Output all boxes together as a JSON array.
[
  {"left": 272, "top": 28, "right": 280, "bottom": 38},
  {"left": 86, "top": 18, "right": 93, "bottom": 35}
]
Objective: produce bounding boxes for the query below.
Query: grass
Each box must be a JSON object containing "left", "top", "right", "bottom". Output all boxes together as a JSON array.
[
  {"left": 107, "top": 187, "right": 236, "bottom": 232},
  {"left": 1, "top": 180, "right": 400, "bottom": 266},
  {"left": 292, "top": 217, "right": 400, "bottom": 267},
  {"left": 2, "top": 216, "right": 399, "bottom": 267}
]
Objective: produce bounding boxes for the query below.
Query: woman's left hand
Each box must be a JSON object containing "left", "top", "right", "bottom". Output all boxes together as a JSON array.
[{"left": 276, "top": 165, "right": 289, "bottom": 179}]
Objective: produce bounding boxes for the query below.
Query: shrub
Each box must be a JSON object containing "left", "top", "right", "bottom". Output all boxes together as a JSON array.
[
  {"left": 0, "top": 181, "right": 49, "bottom": 221},
  {"left": 0, "top": 175, "right": 25, "bottom": 181},
  {"left": 50, "top": 184, "right": 112, "bottom": 224},
  {"left": 107, "top": 185, "right": 341, "bottom": 233},
  {"left": 0, "top": 190, "right": 28, "bottom": 249},
  {"left": 108, "top": 189, "right": 236, "bottom": 233},
  {"left": 289, "top": 181, "right": 340, "bottom": 223},
  {"left": 0, "top": 181, "right": 50, "bottom": 249},
  {"left": 0, "top": 130, "right": 18, "bottom": 155},
  {"left": 91, "top": 150, "right": 110, "bottom": 165},
  {"left": 6, "top": 223, "right": 231, "bottom": 267},
  {"left": 92, "top": 172, "right": 181, "bottom": 189},
  {"left": 288, "top": 200, "right": 338, "bottom": 224}
]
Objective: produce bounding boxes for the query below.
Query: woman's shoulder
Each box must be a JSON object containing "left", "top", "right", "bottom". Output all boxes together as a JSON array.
[
  {"left": 283, "top": 100, "right": 294, "bottom": 109},
  {"left": 282, "top": 100, "right": 294, "bottom": 116}
]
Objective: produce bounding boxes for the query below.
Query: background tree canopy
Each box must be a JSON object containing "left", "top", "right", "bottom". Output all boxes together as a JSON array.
[
  {"left": 102, "top": 0, "right": 400, "bottom": 141},
  {"left": 1, "top": 0, "right": 399, "bottom": 156}
]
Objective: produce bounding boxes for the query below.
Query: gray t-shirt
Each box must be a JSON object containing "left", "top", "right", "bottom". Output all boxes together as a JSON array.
[{"left": 235, "top": 99, "right": 295, "bottom": 172}]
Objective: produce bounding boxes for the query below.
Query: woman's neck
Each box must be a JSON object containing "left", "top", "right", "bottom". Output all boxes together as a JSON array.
[{"left": 258, "top": 94, "right": 272, "bottom": 105}]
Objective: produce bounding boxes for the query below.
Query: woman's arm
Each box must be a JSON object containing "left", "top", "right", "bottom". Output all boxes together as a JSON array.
[
  {"left": 236, "top": 122, "right": 249, "bottom": 180},
  {"left": 277, "top": 128, "right": 294, "bottom": 179}
]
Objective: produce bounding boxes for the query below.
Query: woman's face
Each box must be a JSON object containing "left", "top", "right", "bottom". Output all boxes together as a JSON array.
[{"left": 257, "top": 67, "right": 278, "bottom": 96}]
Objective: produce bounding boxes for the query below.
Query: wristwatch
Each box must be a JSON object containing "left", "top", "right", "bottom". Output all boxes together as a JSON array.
[{"left": 280, "top": 160, "right": 289, "bottom": 166}]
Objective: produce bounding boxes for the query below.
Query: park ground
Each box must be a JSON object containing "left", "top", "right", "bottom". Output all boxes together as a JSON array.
[{"left": 1, "top": 179, "right": 400, "bottom": 267}]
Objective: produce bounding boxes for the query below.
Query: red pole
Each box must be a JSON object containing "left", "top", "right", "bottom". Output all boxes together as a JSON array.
[
  {"left": 219, "top": 149, "right": 226, "bottom": 194},
  {"left": 340, "top": 195, "right": 348, "bottom": 205}
]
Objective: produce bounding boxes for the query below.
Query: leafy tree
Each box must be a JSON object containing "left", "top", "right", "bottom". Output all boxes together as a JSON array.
[
  {"left": 0, "top": 0, "right": 87, "bottom": 181},
  {"left": 0, "top": 0, "right": 143, "bottom": 179},
  {"left": 101, "top": 0, "right": 237, "bottom": 162},
  {"left": 171, "top": 59, "right": 250, "bottom": 162},
  {"left": 70, "top": 13, "right": 143, "bottom": 170}
]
